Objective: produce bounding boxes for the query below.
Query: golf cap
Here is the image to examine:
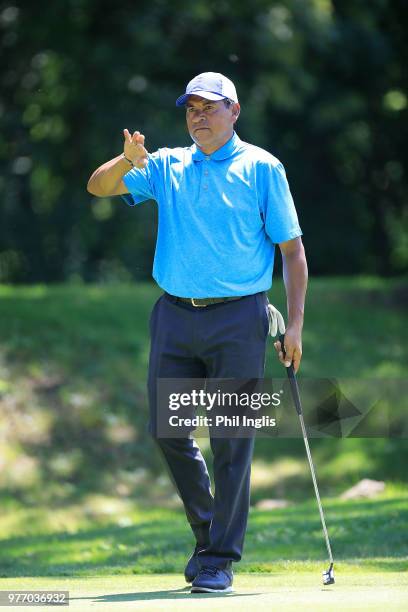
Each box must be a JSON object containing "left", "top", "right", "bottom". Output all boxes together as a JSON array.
[{"left": 176, "top": 72, "right": 238, "bottom": 107}]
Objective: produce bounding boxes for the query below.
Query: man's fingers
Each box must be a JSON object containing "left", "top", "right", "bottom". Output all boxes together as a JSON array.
[
  {"left": 289, "top": 346, "right": 302, "bottom": 373},
  {"left": 292, "top": 353, "right": 301, "bottom": 374},
  {"left": 283, "top": 350, "right": 294, "bottom": 368},
  {"left": 123, "top": 129, "right": 149, "bottom": 167},
  {"left": 132, "top": 131, "right": 146, "bottom": 146},
  {"left": 273, "top": 340, "right": 284, "bottom": 358},
  {"left": 274, "top": 328, "right": 302, "bottom": 372},
  {"left": 274, "top": 340, "right": 286, "bottom": 366},
  {"left": 274, "top": 339, "right": 296, "bottom": 368},
  {"left": 134, "top": 135, "right": 145, "bottom": 147}
]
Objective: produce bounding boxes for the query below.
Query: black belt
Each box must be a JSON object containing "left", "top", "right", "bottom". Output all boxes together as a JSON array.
[{"left": 166, "top": 293, "right": 244, "bottom": 308}]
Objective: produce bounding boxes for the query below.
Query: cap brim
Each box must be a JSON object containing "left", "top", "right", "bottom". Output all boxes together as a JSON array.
[{"left": 175, "top": 90, "right": 226, "bottom": 107}]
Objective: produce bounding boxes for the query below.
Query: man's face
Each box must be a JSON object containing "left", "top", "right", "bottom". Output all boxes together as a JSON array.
[{"left": 185, "top": 95, "right": 240, "bottom": 154}]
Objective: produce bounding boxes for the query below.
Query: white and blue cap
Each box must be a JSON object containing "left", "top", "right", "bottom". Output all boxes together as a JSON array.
[{"left": 176, "top": 72, "right": 238, "bottom": 107}]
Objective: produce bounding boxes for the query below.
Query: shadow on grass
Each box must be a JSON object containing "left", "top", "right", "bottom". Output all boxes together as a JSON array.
[{"left": 72, "top": 588, "right": 260, "bottom": 602}]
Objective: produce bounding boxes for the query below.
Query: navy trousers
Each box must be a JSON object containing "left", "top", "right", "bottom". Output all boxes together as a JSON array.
[{"left": 147, "top": 291, "right": 269, "bottom": 569}]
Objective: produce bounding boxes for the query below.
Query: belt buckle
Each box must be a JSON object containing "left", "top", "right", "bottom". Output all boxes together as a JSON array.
[{"left": 191, "top": 298, "right": 207, "bottom": 307}]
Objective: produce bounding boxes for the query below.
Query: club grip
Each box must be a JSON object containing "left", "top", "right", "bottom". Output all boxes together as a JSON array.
[
  {"left": 279, "top": 334, "right": 294, "bottom": 371},
  {"left": 279, "top": 333, "right": 302, "bottom": 415},
  {"left": 279, "top": 333, "right": 295, "bottom": 379}
]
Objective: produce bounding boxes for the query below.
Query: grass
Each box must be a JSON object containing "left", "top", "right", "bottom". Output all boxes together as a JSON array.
[
  {"left": 0, "top": 277, "right": 407, "bottom": 500},
  {"left": 0, "top": 488, "right": 407, "bottom": 610},
  {"left": 0, "top": 277, "right": 408, "bottom": 505},
  {"left": 0, "top": 276, "right": 406, "bottom": 380},
  {"left": 0, "top": 573, "right": 408, "bottom": 611},
  {"left": 0, "top": 483, "right": 407, "bottom": 577}
]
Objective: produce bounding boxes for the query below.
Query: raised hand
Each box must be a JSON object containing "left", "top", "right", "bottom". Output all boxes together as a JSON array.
[{"left": 123, "top": 129, "right": 149, "bottom": 168}]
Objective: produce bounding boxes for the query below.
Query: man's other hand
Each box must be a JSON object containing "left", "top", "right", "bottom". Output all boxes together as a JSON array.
[{"left": 273, "top": 325, "right": 302, "bottom": 373}]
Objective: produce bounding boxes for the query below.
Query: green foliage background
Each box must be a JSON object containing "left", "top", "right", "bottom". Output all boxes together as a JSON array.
[{"left": 1, "top": 0, "right": 407, "bottom": 282}]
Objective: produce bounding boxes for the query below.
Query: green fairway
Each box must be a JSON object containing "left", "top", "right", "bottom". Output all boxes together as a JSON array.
[{"left": 0, "top": 573, "right": 407, "bottom": 611}]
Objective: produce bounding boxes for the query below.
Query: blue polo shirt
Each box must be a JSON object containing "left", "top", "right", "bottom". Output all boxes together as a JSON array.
[{"left": 122, "top": 132, "right": 302, "bottom": 298}]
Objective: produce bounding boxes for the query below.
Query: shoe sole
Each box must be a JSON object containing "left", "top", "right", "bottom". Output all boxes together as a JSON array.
[{"left": 191, "top": 586, "right": 233, "bottom": 593}]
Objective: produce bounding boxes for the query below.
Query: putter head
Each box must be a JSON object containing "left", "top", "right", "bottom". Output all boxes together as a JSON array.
[{"left": 322, "top": 563, "right": 335, "bottom": 585}]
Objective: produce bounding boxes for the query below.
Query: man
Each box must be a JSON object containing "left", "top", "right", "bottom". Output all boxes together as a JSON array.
[{"left": 87, "top": 72, "right": 308, "bottom": 593}]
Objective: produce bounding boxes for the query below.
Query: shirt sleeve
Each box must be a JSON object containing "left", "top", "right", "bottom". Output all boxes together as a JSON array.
[
  {"left": 260, "top": 161, "right": 302, "bottom": 244},
  {"left": 121, "top": 151, "right": 162, "bottom": 206}
]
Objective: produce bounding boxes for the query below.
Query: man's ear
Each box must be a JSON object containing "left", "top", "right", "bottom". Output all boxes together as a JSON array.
[{"left": 232, "top": 103, "right": 240, "bottom": 123}]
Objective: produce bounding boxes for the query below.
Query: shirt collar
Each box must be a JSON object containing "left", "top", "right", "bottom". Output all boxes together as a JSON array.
[{"left": 191, "top": 131, "right": 241, "bottom": 161}]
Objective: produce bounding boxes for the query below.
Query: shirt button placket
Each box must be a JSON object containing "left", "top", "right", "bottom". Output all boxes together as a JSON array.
[{"left": 203, "top": 156, "right": 210, "bottom": 190}]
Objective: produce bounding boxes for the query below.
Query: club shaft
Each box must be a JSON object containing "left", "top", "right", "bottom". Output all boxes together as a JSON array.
[
  {"left": 278, "top": 334, "right": 334, "bottom": 564},
  {"left": 298, "top": 412, "right": 334, "bottom": 564}
]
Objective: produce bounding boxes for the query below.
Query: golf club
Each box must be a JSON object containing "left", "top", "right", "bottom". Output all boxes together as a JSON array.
[{"left": 278, "top": 331, "right": 335, "bottom": 586}]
